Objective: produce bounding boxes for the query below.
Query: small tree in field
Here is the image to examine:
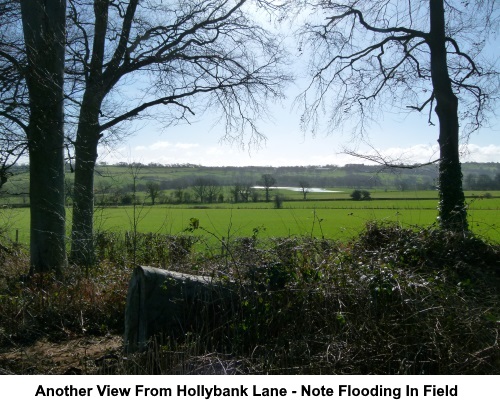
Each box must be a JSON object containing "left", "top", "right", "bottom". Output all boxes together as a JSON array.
[
  {"left": 274, "top": 194, "right": 284, "bottom": 209},
  {"left": 351, "top": 189, "right": 371, "bottom": 201},
  {"left": 298, "top": 179, "right": 310, "bottom": 200},
  {"left": 350, "top": 190, "right": 362, "bottom": 201},
  {"left": 145, "top": 181, "right": 161, "bottom": 205},
  {"left": 361, "top": 190, "right": 371, "bottom": 200},
  {"left": 260, "top": 174, "right": 277, "bottom": 202},
  {"left": 294, "top": 0, "right": 499, "bottom": 233}
]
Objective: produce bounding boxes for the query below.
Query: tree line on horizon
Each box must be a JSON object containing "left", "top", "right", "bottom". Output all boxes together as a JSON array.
[{"left": 3, "top": 164, "right": 500, "bottom": 209}]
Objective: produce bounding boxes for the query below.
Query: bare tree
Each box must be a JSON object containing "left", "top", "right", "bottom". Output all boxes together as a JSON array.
[
  {"left": 239, "top": 182, "right": 253, "bottom": 202},
  {"left": 0, "top": 1, "right": 29, "bottom": 191},
  {"left": 20, "top": 0, "right": 67, "bottom": 274},
  {"left": 145, "top": 181, "right": 161, "bottom": 205},
  {"left": 206, "top": 179, "right": 222, "bottom": 204},
  {"left": 298, "top": 179, "right": 310, "bottom": 200},
  {"left": 231, "top": 182, "right": 242, "bottom": 203},
  {"left": 231, "top": 181, "right": 252, "bottom": 203},
  {"left": 191, "top": 177, "right": 221, "bottom": 203},
  {"left": 294, "top": 0, "right": 499, "bottom": 232},
  {"left": 172, "top": 179, "right": 188, "bottom": 204},
  {"left": 66, "top": 0, "right": 289, "bottom": 264},
  {"left": 191, "top": 177, "right": 209, "bottom": 203},
  {"left": 0, "top": 136, "right": 26, "bottom": 191}
]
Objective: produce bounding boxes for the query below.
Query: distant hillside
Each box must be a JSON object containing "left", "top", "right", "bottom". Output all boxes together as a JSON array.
[
  {"left": 88, "top": 161, "right": 499, "bottom": 192},
  {"left": 2, "top": 162, "right": 499, "bottom": 203}
]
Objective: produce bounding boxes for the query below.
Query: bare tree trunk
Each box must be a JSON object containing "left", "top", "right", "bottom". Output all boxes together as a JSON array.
[
  {"left": 429, "top": 0, "right": 468, "bottom": 232},
  {"left": 21, "top": 0, "right": 67, "bottom": 274},
  {"left": 70, "top": 103, "right": 101, "bottom": 266},
  {"left": 71, "top": 123, "right": 99, "bottom": 265},
  {"left": 70, "top": 0, "right": 109, "bottom": 266}
]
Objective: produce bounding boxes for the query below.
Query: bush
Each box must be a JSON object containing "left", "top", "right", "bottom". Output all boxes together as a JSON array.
[
  {"left": 350, "top": 189, "right": 371, "bottom": 200},
  {"left": 120, "top": 194, "right": 133, "bottom": 205},
  {"left": 273, "top": 194, "right": 284, "bottom": 209}
]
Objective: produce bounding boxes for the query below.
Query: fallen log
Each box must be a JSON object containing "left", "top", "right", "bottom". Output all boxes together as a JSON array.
[{"left": 124, "top": 265, "right": 237, "bottom": 352}]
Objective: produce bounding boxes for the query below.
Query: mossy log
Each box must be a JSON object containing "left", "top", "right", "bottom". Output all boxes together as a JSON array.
[{"left": 124, "top": 265, "right": 237, "bottom": 352}]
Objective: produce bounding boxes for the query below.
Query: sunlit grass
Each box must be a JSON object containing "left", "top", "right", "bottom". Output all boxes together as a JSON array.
[{"left": 2, "top": 192, "right": 499, "bottom": 245}]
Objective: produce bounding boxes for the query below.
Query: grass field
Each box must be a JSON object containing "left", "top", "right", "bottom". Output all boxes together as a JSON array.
[{"left": 2, "top": 191, "right": 499, "bottom": 245}]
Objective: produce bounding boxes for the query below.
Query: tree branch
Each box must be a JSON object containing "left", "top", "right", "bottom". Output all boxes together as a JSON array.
[
  {"left": 327, "top": 8, "right": 427, "bottom": 39},
  {"left": 343, "top": 147, "right": 440, "bottom": 170}
]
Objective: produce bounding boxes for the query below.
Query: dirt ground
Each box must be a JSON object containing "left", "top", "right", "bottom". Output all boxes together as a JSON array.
[{"left": 0, "top": 335, "right": 123, "bottom": 375}]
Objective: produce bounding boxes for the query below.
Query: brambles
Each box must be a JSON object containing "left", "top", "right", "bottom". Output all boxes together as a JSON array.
[{"left": 0, "top": 223, "right": 498, "bottom": 374}]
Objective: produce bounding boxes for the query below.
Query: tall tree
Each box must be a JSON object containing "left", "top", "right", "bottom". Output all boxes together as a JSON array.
[
  {"left": 20, "top": 0, "right": 67, "bottom": 273},
  {"left": 66, "top": 0, "right": 288, "bottom": 264},
  {"left": 295, "top": 0, "right": 499, "bottom": 232}
]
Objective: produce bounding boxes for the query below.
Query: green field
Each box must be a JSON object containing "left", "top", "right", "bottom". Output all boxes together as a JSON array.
[{"left": 2, "top": 192, "right": 499, "bottom": 245}]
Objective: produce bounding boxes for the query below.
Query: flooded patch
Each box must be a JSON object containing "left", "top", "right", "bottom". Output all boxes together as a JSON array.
[{"left": 252, "top": 186, "right": 342, "bottom": 193}]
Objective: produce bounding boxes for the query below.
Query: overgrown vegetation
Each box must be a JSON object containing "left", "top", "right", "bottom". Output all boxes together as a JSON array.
[{"left": 0, "top": 222, "right": 498, "bottom": 374}]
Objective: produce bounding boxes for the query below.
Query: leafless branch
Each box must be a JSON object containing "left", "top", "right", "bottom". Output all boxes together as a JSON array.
[{"left": 343, "top": 146, "right": 440, "bottom": 170}]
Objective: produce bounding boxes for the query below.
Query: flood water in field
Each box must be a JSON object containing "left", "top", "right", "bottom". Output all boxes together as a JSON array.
[{"left": 252, "top": 186, "right": 342, "bottom": 193}]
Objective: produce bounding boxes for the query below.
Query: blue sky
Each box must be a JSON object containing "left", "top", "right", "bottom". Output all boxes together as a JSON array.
[{"left": 98, "top": 94, "right": 500, "bottom": 167}]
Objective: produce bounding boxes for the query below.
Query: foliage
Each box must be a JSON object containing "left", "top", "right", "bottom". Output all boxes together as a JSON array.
[
  {"left": 94, "top": 231, "right": 198, "bottom": 269},
  {"left": 273, "top": 194, "right": 284, "bottom": 209},
  {"left": 145, "top": 182, "right": 161, "bottom": 205},
  {"left": 350, "top": 189, "right": 371, "bottom": 200}
]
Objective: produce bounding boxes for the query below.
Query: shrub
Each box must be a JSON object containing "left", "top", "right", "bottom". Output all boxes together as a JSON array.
[
  {"left": 273, "top": 194, "right": 284, "bottom": 209},
  {"left": 351, "top": 189, "right": 371, "bottom": 200},
  {"left": 350, "top": 189, "right": 362, "bottom": 200}
]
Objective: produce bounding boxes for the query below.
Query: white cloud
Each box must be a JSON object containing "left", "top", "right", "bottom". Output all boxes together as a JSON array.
[
  {"left": 174, "top": 143, "right": 199, "bottom": 149},
  {"left": 205, "top": 147, "right": 225, "bottom": 156},
  {"left": 322, "top": 143, "right": 500, "bottom": 166},
  {"left": 462, "top": 144, "right": 500, "bottom": 162},
  {"left": 149, "top": 141, "right": 171, "bottom": 150},
  {"left": 356, "top": 144, "right": 441, "bottom": 165},
  {"left": 99, "top": 141, "right": 500, "bottom": 167}
]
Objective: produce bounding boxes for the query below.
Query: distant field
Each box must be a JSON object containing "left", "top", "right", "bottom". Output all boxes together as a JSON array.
[{"left": 2, "top": 191, "right": 499, "bottom": 245}]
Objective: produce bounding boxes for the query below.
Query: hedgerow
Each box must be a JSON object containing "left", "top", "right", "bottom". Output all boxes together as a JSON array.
[{"left": 0, "top": 223, "right": 498, "bottom": 374}]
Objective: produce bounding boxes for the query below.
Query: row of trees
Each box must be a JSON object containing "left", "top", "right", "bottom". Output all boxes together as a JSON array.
[
  {"left": 66, "top": 168, "right": 500, "bottom": 208},
  {"left": 1, "top": 0, "right": 498, "bottom": 275},
  {"left": 91, "top": 174, "right": 278, "bottom": 205},
  {"left": 10, "top": 164, "right": 500, "bottom": 207},
  {"left": 465, "top": 173, "right": 500, "bottom": 191}
]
